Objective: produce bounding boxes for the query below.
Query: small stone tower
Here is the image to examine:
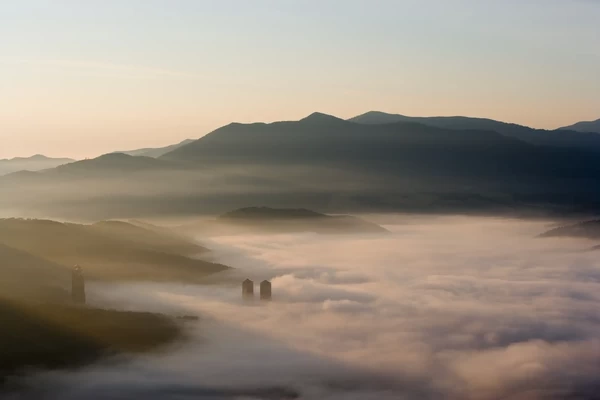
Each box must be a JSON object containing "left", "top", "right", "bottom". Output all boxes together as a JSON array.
[
  {"left": 260, "top": 280, "right": 272, "bottom": 301},
  {"left": 242, "top": 278, "right": 254, "bottom": 300},
  {"left": 72, "top": 265, "right": 86, "bottom": 304}
]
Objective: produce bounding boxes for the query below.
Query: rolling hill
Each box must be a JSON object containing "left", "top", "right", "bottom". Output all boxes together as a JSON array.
[{"left": 0, "top": 219, "right": 229, "bottom": 282}]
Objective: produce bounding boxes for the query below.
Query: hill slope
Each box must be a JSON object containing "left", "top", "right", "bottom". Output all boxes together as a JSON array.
[
  {"left": 0, "top": 219, "right": 229, "bottom": 282},
  {"left": 114, "top": 139, "right": 194, "bottom": 158}
]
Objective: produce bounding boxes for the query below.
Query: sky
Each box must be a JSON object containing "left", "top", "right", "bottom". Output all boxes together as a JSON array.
[{"left": 1, "top": 0, "right": 599, "bottom": 159}]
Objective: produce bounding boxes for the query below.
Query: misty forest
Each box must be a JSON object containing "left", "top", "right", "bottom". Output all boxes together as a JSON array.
[{"left": 3, "top": 1, "right": 600, "bottom": 399}]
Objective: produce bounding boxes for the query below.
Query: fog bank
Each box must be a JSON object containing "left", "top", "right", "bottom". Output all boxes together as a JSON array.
[{"left": 7, "top": 216, "right": 600, "bottom": 399}]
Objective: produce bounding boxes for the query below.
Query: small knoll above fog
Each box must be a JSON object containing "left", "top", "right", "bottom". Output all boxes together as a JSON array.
[
  {"left": 0, "top": 218, "right": 229, "bottom": 283},
  {"left": 539, "top": 219, "right": 600, "bottom": 240},
  {"left": 186, "top": 207, "right": 388, "bottom": 235}
]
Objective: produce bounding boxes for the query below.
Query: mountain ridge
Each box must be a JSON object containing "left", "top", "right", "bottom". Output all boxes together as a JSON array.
[
  {"left": 348, "top": 111, "right": 600, "bottom": 152},
  {"left": 559, "top": 118, "right": 600, "bottom": 134},
  {"left": 113, "top": 139, "right": 194, "bottom": 158}
]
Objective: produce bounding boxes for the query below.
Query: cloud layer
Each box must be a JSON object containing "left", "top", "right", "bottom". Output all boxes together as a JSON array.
[{"left": 10, "top": 216, "right": 600, "bottom": 399}]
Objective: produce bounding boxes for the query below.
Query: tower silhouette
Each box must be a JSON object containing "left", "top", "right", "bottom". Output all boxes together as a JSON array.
[
  {"left": 72, "top": 265, "right": 86, "bottom": 304},
  {"left": 260, "top": 280, "right": 272, "bottom": 301},
  {"left": 242, "top": 278, "right": 254, "bottom": 300}
]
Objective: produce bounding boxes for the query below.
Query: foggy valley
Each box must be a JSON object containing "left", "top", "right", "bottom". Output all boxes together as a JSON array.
[
  {"left": 3, "top": 1, "right": 600, "bottom": 399},
  {"left": 3, "top": 216, "right": 600, "bottom": 399}
]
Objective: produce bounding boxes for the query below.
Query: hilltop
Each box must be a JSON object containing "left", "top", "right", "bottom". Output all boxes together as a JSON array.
[{"left": 181, "top": 207, "right": 388, "bottom": 235}]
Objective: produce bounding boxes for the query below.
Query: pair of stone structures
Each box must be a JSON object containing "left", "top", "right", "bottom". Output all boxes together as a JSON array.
[{"left": 242, "top": 279, "right": 272, "bottom": 301}]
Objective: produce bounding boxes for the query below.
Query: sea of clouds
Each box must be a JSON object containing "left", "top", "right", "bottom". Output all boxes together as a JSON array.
[{"left": 8, "top": 216, "right": 600, "bottom": 400}]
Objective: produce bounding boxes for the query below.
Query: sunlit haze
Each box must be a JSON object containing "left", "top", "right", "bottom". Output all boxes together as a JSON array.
[{"left": 2, "top": 0, "right": 599, "bottom": 158}]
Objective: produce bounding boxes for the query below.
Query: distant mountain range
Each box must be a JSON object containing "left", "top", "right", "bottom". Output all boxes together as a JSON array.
[
  {"left": 0, "top": 154, "right": 75, "bottom": 176},
  {"left": 559, "top": 118, "right": 600, "bottom": 134},
  {"left": 114, "top": 139, "right": 194, "bottom": 158},
  {"left": 349, "top": 111, "right": 600, "bottom": 151},
  {"left": 4, "top": 111, "right": 600, "bottom": 219}
]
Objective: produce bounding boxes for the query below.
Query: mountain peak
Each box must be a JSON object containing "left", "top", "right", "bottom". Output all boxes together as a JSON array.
[
  {"left": 300, "top": 112, "right": 345, "bottom": 124},
  {"left": 348, "top": 111, "right": 410, "bottom": 124}
]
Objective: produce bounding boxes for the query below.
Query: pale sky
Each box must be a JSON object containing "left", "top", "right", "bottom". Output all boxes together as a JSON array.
[{"left": 1, "top": 0, "right": 599, "bottom": 159}]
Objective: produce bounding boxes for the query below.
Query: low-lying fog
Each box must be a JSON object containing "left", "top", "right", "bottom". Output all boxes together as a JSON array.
[{"left": 8, "top": 216, "right": 600, "bottom": 400}]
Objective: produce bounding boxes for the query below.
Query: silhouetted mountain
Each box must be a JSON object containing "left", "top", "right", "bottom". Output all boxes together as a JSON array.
[
  {"left": 181, "top": 207, "right": 388, "bottom": 234},
  {"left": 114, "top": 139, "right": 194, "bottom": 158},
  {"left": 163, "top": 112, "right": 600, "bottom": 183},
  {"left": 559, "top": 118, "right": 600, "bottom": 134},
  {"left": 349, "top": 111, "right": 600, "bottom": 152},
  {"left": 0, "top": 154, "right": 75, "bottom": 176},
  {"left": 6, "top": 113, "right": 600, "bottom": 218},
  {"left": 539, "top": 220, "right": 600, "bottom": 240},
  {"left": 0, "top": 219, "right": 229, "bottom": 282}
]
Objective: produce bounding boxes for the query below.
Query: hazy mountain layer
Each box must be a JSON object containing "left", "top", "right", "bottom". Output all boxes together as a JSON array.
[
  {"left": 4, "top": 113, "right": 600, "bottom": 218},
  {"left": 0, "top": 155, "right": 75, "bottom": 176}
]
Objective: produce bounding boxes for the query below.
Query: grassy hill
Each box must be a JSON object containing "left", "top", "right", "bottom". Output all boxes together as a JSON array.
[
  {"left": 0, "top": 219, "right": 210, "bottom": 379},
  {"left": 0, "top": 219, "right": 229, "bottom": 283},
  {"left": 0, "top": 301, "right": 182, "bottom": 379}
]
